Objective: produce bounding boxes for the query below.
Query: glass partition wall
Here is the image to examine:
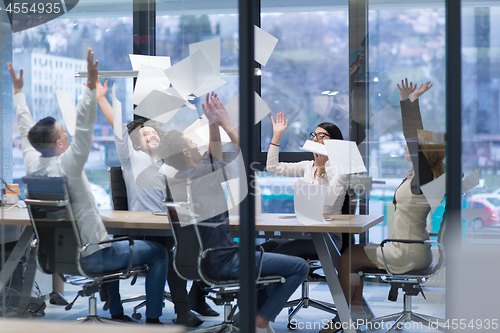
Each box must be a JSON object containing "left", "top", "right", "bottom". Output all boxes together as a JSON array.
[{"left": 1, "top": 0, "right": 500, "bottom": 331}]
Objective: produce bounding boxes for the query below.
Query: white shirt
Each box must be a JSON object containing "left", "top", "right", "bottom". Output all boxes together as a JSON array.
[
  {"left": 266, "top": 144, "right": 349, "bottom": 214},
  {"left": 15, "top": 87, "right": 110, "bottom": 257}
]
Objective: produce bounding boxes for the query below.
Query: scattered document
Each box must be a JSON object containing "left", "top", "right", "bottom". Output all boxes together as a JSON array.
[
  {"left": 132, "top": 64, "right": 172, "bottom": 105},
  {"left": 462, "top": 169, "right": 480, "bottom": 193},
  {"left": 293, "top": 179, "right": 329, "bottom": 225},
  {"left": 112, "top": 83, "right": 122, "bottom": 140},
  {"left": 224, "top": 92, "right": 272, "bottom": 128},
  {"left": 158, "top": 163, "right": 179, "bottom": 178},
  {"left": 56, "top": 90, "right": 76, "bottom": 136},
  {"left": 462, "top": 208, "right": 493, "bottom": 221},
  {"left": 255, "top": 25, "right": 278, "bottom": 66},
  {"left": 129, "top": 54, "right": 171, "bottom": 71},
  {"left": 324, "top": 140, "right": 367, "bottom": 175},
  {"left": 133, "top": 89, "right": 185, "bottom": 122},
  {"left": 189, "top": 37, "right": 221, "bottom": 80},
  {"left": 420, "top": 173, "right": 446, "bottom": 214},
  {"left": 299, "top": 140, "right": 328, "bottom": 156},
  {"left": 165, "top": 50, "right": 219, "bottom": 98}
]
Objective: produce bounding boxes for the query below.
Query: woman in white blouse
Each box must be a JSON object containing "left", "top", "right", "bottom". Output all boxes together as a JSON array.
[{"left": 263, "top": 112, "right": 349, "bottom": 254}]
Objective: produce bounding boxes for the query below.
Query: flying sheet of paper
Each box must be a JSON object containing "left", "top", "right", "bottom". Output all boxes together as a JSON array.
[
  {"left": 224, "top": 92, "right": 272, "bottom": 128},
  {"left": 299, "top": 140, "right": 328, "bottom": 156},
  {"left": 134, "top": 89, "right": 186, "bottom": 122},
  {"left": 184, "top": 116, "right": 204, "bottom": 138},
  {"left": 255, "top": 25, "right": 278, "bottom": 66},
  {"left": 129, "top": 54, "right": 171, "bottom": 71},
  {"left": 112, "top": 83, "right": 122, "bottom": 140},
  {"left": 194, "top": 124, "right": 232, "bottom": 145},
  {"left": 56, "top": 90, "right": 76, "bottom": 136},
  {"left": 158, "top": 163, "right": 179, "bottom": 178},
  {"left": 462, "top": 169, "right": 480, "bottom": 193},
  {"left": 189, "top": 37, "right": 220, "bottom": 78},
  {"left": 165, "top": 50, "right": 214, "bottom": 98},
  {"left": 293, "top": 179, "right": 329, "bottom": 225},
  {"left": 420, "top": 173, "right": 446, "bottom": 214},
  {"left": 462, "top": 208, "right": 493, "bottom": 221},
  {"left": 132, "top": 64, "right": 172, "bottom": 105},
  {"left": 324, "top": 140, "right": 367, "bottom": 175}
]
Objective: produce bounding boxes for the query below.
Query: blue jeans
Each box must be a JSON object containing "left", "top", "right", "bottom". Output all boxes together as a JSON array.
[
  {"left": 80, "top": 240, "right": 168, "bottom": 319},
  {"left": 209, "top": 251, "right": 309, "bottom": 322}
]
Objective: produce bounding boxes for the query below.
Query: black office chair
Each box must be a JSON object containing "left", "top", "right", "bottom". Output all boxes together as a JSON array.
[
  {"left": 108, "top": 166, "right": 128, "bottom": 211},
  {"left": 283, "top": 191, "right": 357, "bottom": 329},
  {"left": 165, "top": 178, "right": 285, "bottom": 333},
  {"left": 358, "top": 214, "right": 447, "bottom": 332},
  {"left": 107, "top": 166, "right": 172, "bottom": 320},
  {"left": 22, "top": 176, "right": 147, "bottom": 323}
]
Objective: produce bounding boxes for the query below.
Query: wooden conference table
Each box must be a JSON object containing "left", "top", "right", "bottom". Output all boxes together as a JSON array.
[{"left": 1, "top": 208, "right": 383, "bottom": 332}]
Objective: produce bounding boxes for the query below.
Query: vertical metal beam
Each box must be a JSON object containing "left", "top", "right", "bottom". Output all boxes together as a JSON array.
[
  {"left": 445, "top": 0, "right": 462, "bottom": 325},
  {"left": 133, "top": 0, "right": 156, "bottom": 121},
  {"left": 133, "top": 0, "right": 156, "bottom": 57},
  {"left": 239, "top": 0, "right": 257, "bottom": 332}
]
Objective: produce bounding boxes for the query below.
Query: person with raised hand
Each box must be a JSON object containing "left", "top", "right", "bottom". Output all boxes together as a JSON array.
[
  {"left": 95, "top": 82, "right": 219, "bottom": 326},
  {"left": 321, "top": 79, "right": 444, "bottom": 333},
  {"left": 8, "top": 48, "right": 169, "bottom": 325}
]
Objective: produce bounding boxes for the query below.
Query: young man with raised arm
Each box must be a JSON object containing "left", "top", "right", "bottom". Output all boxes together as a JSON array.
[
  {"left": 7, "top": 49, "right": 168, "bottom": 324},
  {"left": 95, "top": 79, "right": 218, "bottom": 327}
]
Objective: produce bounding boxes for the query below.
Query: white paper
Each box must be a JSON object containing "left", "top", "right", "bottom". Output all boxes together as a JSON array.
[
  {"left": 158, "top": 163, "right": 179, "bottom": 178},
  {"left": 129, "top": 54, "right": 171, "bottom": 71},
  {"left": 324, "top": 140, "right": 367, "bottom": 175},
  {"left": 111, "top": 83, "right": 122, "bottom": 140},
  {"left": 189, "top": 37, "right": 220, "bottom": 79},
  {"left": 164, "top": 50, "right": 213, "bottom": 98},
  {"left": 133, "top": 89, "right": 186, "bottom": 122},
  {"left": 132, "top": 64, "right": 172, "bottom": 105},
  {"left": 462, "top": 208, "right": 493, "bottom": 221},
  {"left": 254, "top": 25, "right": 278, "bottom": 66},
  {"left": 224, "top": 92, "right": 272, "bottom": 128},
  {"left": 194, "top": 124, "right": 231, "bottom": 146},
  {"left": 420, "top": 173, "right": 446, "bottom": 214},
  {"left": 192, "top": 78, "right": 227, "bottom": 98},
  {"left": 293, "top": 179, "right": 329, "bottom": 225},
  {"left": 462, "top": 169, "right": 480, "bottom": 193},
  {"left": 299, "top": 140, "right": 328, "bottom": 156},
  {"left": 56, "top": 90, "right": 76, "bottom": 136}
]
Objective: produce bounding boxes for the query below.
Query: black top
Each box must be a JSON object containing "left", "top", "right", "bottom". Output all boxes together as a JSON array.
[
  {"left": 175, "top": 151, "right": 240, "bottom": 267},
  {"left": 400, "top": 99, "right": 434, "bottom": 195}
]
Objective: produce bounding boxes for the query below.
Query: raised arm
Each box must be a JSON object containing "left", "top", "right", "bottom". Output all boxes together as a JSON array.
[
  {"left": 61, "top": 48, "right": 99, "bottom": 175},
  {"left": 8, "top": 62, "right": 40, "bottom": 170},
  {"left": 397, "top": 79, "right": 434, "bottom": 194},
  {"left": 349, "top": 53, "right": 364, "bottom": 93},
  {"left": 96, "top": 79, "right": 125, "bottom": 129},
  {"left": 202, "top": 92, "right": 223, "bottom": 160},
  {"left": 270, "top": 112, "right": 288, "bottom": 146},
  {"left": 266, "top": 112, "right": 308, "bottom": 177},
  {"left": 203, "top": 92, "right": 239, "bottom": 151}
]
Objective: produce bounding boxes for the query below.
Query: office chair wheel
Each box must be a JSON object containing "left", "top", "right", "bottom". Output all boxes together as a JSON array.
[
  {"left": 132, "top": 313, "right": 142, "bottom": 320},
  {"left": 287, "top": 321, "right": 297, "bottom": 330}
]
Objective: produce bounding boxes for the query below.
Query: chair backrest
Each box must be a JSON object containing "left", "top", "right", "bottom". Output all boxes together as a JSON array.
[
  {"left": 164, "top": 178, "right": 204, "bottom": 282},
  {"left": 22, "top": 176, "right": 81, "bottom": 276},
  {"left": 108, "top": 166, "right": 128, "bottom": 211}
]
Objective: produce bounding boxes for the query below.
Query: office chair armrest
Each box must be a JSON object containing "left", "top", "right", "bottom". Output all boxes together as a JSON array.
[
  {"left": 78, "top": 236, "right": 136, "bottom": 279},
  {"left": 201, "top": 244, "right": 266, "bottom": 284},
  {"left": 379, "top": 239, "right": 444, "bottom": 277}
]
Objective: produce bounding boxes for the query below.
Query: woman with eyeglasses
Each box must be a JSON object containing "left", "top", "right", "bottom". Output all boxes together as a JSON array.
[{"left": 263, "top": 113, "right": 349, "bottom": 252}]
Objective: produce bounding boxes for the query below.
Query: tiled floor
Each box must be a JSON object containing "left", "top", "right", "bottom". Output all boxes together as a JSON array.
[{"left": 23, "top": 277, "right": 446, "bottom": 333}]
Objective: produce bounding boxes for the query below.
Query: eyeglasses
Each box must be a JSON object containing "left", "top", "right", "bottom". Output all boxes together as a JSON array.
[{"left": 310, "top": 132, "right": 330, "bottom": 140}]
